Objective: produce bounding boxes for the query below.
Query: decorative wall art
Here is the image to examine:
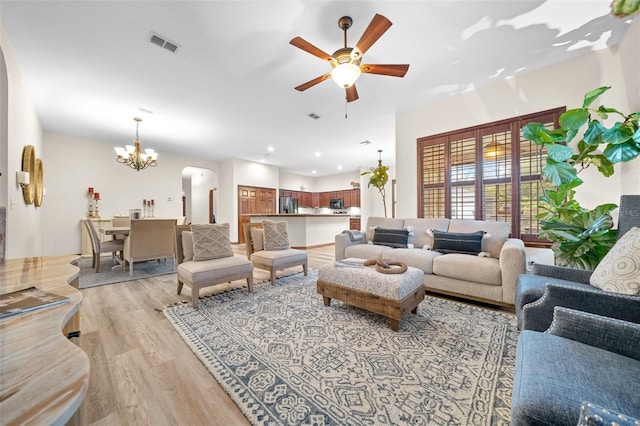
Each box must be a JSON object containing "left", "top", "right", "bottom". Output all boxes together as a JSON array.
[{"left": 20, "top": 145, "right": 44, "bottom": 207}]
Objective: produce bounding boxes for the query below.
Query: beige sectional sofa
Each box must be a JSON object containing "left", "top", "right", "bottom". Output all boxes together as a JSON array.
[{"left": 335, "top": 217, "right": 526, "bottom": 307}]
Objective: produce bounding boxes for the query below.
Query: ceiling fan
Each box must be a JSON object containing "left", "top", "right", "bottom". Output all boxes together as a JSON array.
[{"left": 290, "top": 14, "right": 409, "bottom": 102}]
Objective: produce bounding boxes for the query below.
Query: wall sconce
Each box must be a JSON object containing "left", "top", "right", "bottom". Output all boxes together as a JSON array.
[{"left": 16, "top": 171, "right": 30, "bottom": 188}]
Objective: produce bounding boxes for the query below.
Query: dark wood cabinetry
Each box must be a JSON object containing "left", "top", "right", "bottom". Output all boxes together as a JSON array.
[
  {"left": 279, "top": 188, "right": 360, "bottom": 209},
  {"left": 349, "top": 218, "right": 361, "bottom": 230}
]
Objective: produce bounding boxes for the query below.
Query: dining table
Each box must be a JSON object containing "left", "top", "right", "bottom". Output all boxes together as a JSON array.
[{"left": 99, "top": 226, "right": 129, "bottom": 269}]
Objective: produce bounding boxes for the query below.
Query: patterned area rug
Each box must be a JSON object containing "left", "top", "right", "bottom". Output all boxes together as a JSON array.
[
  {"left": 164, "top": 270, "right": 517, "bottom": 425},
  {"left": 78, "top": 256, "right": 175, "bottom": 289}
]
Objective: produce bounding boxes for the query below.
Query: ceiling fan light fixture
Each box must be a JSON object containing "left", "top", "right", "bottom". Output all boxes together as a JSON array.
[{"left": 331, "top": 63, "right": 361, "bottom": 88}]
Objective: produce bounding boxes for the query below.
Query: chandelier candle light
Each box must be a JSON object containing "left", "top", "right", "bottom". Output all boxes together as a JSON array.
[{"left": 115, "top": 117, "right": 158, "bottom": 171}]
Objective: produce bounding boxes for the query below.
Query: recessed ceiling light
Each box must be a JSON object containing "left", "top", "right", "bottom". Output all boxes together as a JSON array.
[
  {"left": 312, "top": 170, "right": 317, "bottom": 174},
  {"left": 315, "top": 152, "right": 321, "bottom": 157},
  {"left": 267, "top": 146, "right": 274, "bottom": 152},
  {"left": 337, "top": 165, "right": 343, "bottom": 170},
  {"left": 360, "top": 140, "right": 371, "bottom": 145},
  {"left": 260, "top": 159, "right": 265, "bottom": 163}
]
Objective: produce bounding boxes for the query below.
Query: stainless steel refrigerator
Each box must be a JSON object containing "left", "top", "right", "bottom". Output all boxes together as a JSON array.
[{"left": 279, "top": 197, "right": 298, "bottom": 214}]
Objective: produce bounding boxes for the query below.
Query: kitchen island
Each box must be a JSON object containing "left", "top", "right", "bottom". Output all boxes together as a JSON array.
[{"left": 244, "top": 214, "right": 351, "bottom": 248}]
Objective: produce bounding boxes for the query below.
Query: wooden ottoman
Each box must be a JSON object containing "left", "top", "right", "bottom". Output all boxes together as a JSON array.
[{"left": 317, "top": 258, "right": 425, "bottom": 331}]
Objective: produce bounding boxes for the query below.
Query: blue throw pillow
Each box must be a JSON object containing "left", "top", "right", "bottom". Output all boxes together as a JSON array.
[
  {"left": 372, "top": 228, "right": 409, "bottom": 248},
  {"left": 432, "top": 230, "right": 484, "bottom": 255}
]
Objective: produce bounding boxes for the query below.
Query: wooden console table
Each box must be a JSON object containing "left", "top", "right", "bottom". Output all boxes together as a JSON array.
[{"left": 0, "top": 255, "right": 89, "bottom": 425}]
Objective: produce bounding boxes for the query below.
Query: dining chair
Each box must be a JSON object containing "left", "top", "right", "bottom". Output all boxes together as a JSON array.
[
  {"left": 82, "top": 218, "right": 124, "bottom": 273},
  {"left": 123, "top": 219, "right": 176, "bottom": 276}
]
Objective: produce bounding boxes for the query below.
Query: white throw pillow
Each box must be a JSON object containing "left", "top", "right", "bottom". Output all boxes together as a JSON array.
[
  {"left": 250, "top": 227, "right": 264, "bottom": 251},
  {"left": 191, "top": 223, "right": 233, "bottom": 261},
  {"left": 590, "top": 226, "right": 640, "bottom": 294},
  {"left": 182, "top": 231, "right": 194, "bottom": 262},
  {"left": 263, "top": 220, "right": 290, "bottom": 251}
]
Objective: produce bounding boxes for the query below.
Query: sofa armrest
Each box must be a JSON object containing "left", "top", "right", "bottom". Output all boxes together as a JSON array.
[
  {"left": 335, "top": 232, "right": 366, "bottom": 261},
  {"left": 522, "top": 283, "right": 640, "bottom": 331},
  {"left": 498, "top": 238, "right": 526, "bottom": 305},
  {"left": 548, "top": 307, "right": 640, "bottom": 361},
  {"left": 531, "top": 263, "right": 592, "bottom": 284}
]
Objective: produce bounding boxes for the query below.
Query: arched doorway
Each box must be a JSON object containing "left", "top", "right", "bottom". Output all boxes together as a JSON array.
[{"left": 182, "top": 167, "right": 218, "bottom": 224}]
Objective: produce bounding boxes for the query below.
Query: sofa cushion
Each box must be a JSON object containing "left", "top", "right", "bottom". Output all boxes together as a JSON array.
[
  {"left": 344, "top": 244, "right": 388, "bottom": 260},
  {"left": 365, "top": 217, "right": 405, "bottom": 242},
  {"left": 404, "top": 218, "right": 450, "bottom": 249},
  {"left": 448, "top": 219, "right": 509, "bottom": 258},
  {"left": 432, "top": 230, "right": 484, "bottom": 255},
  {"left": 372, "top": 227, "right": 409, "bottom": 248},
  {"left": 182, "top": 231, "right": 194, "bottom": 262},
  {"left": 433, "top": 254, "right": 502, "bottom": 286},
  {"left": 263, "top": 220, "right": 290, "bottom": 250},
  {"left": 191, "top": 223, "right": 233, "bottom": 261},
  {"left": 178, "top": 256, "right": 252, "bottom": 284},
  {"left": 384, "top": 248, "right": 442, "bottom": 274},
  {"left": 590, "top": 226, "right": 640, "bottom": 295}
]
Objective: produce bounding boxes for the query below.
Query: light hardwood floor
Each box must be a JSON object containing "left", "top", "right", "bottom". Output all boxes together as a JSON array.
[
  {"left": 73, "top": 244, "right": 510, "bottom": 425},
  {"left": 74, "top": 244, "right": 334, "bottom": 425}
]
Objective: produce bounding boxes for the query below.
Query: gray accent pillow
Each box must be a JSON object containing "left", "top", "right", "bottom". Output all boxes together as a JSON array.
[
  {"left": 251, "top": 227, "right": 264, "bottom": 251},
  {"left": 182, "top": 231, "right": 194, "bottom": 262},
  {"left": 191, "top": 223, "right": 233, "bottom": 261},
  {"left": 263, "top": 220, "right": 290, "bottom": 251},
  {"left": 590, "top": 226, "right": 640, "bottom": 294}
]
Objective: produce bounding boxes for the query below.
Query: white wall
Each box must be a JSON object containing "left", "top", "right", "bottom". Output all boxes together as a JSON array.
[
  {"left": 189, "top": 168, "right": 217, "bottom": 224},
  {"left": 41, "top": 132, "right": 219, "bottom": 256},
  {"left": 279, "top": 171, "right": 316, "bottom": 192},
  {"left": 315, "top": 171, "right": 360, "bottom": 192},
  {"left": 1, "top": 24, "right": 44, "bottom": 258},
  {"left": 396, "top": 36, "right": 638, "bottom": 219}
]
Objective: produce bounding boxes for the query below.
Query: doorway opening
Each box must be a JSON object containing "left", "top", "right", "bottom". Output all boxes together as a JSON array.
[{"left": 182, "top": 167, "right": 218, "bottom": 224}]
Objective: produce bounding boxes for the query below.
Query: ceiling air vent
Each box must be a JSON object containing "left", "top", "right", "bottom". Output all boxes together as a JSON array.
[
  {"left": 149, "top": 32, "right": 179, "bottom": 53},
  {"left": 307, "top": 113, "right": 320, "bottom": 120}
]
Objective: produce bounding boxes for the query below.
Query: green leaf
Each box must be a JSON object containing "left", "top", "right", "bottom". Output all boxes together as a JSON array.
[
  {"left": 522, "top": 123, "right": 565, "bottom": 144},
  {"left": 602, "top": 122, "right": 634, "bottom": 144},
  {"left": 564, "top": 129, "right": 579, "bottom": 143},
  {"left": 559, "top": 108, "right": 590, "bottom": 130},
  {"left": 546, "top": 143, "right": 574, "bottom": 162},
  {"left": 582, "top": 86, "right": 610, "bottom": 107},
  {"left": 598, "top": 105, "right": 622, "bottom": 116},
  {"left": 542, "top": 160, "right": 578, "bottom": 186},
  {"left": 603, "top": 141, "right": 640, "bottom": 163},
  {"left": 634, "top": 125, "right": 640, "bottom": 143},
  {"left": 583, "top": 120, "right": 606, "bottom": 144},
  {"left": 588, "top": 154, "right": 615, "bottom": 177}
]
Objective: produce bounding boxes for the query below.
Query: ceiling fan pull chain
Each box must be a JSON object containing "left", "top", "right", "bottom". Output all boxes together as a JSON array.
[{"left": 345, "top": 99, "right": 348, "bottom": 119}]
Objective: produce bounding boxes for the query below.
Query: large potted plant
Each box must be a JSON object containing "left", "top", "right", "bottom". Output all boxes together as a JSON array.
[
  {"left": 362, "top": 150, "right": 390, "bottom": 217},
  {"left": 523, "top": 86, "right": 640, "bottom": 269}
]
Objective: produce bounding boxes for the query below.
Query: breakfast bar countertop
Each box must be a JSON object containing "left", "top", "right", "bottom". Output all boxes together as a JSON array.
[
  {"left": 241, "top": 213, "right": 350, "bottom": 217},
  {"left": 245, "top": 214, "right": 350, "bottom": 247}
]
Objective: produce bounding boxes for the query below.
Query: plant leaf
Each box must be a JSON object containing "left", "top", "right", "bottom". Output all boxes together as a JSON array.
[
  {"left": 582, "top": 86, "right": 610, "bottom": 107},
  {"left": 602, "top": 121, "right": 634, "bottom": 144},
  {"left": 559, "top": 108, "right": 590, "bottom": 131},
  {"left": 583, "top": 120, "right": 606, "bottom": 144},
  {"left": 542, "top": 160, "right": 578, "bottom": 186},
  {"left": 546, "top": 143, "right": 574, "bottom": 162},
  {"left": 603, "top": 141, "right": 640, "bottom": 163},
  {"left": 588, "top": 154, "right": 615, "bottom": 177}
]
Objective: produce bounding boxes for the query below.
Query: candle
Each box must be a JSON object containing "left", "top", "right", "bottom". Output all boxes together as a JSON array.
[
  {"left": 94, "top": 192, "right": 100, "bottom": 200},
  {"left": 143, "top": 199, "right": 146, "bottom": 206},
  {"left": 151, "top": 199, "right": 154, "bottom": 205},
  {"left": 88, "top": 187, "right": 94, "bottom": 194}
]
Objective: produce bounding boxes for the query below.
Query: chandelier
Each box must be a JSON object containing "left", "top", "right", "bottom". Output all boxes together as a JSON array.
[{"left": 114, "top": 117, "right": 158, "bottom": 171}]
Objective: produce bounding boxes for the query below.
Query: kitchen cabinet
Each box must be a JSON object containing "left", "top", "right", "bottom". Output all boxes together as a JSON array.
[
  {"left": 319, "top": 192, "right": 331, "bottom": 208},
  {"left": 280, "top": 190, "right": 291, "bottom": 198},
  {"left": 352, "top": 189, "right": 360, "bottom": 207},
  {"left": 349, "top": 218, "right": 361, "bottom": 230},
  {"left": 301, "top": 192, "right": 312, "bottom": 208},
  {"left": 311, "top": 192, "right": 320, "bottom": 208}
]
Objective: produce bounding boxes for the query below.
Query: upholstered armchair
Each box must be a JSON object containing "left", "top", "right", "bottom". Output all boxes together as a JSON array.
[
  {"left": 511, "top": 307, "right": 640, "bottom": 425},
  {"left": 516, "top": 195, "right": 640, "bottom": 331},
  {"left": 124, "top": 219, "right": 176, "bottom": 276},
  {"left": 176, "top": 223, "right": 253, "bottom": 307},
  {"left": 243, "top": 220, "right": 308, "bottom": 285}
]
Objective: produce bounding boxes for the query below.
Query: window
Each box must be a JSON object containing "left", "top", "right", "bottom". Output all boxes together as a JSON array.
[{"left": 417, "top": 108, "right": 564, "bottom": 244}]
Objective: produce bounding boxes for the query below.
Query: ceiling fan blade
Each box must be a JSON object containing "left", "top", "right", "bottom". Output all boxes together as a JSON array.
[
  {"left": 361, "top": 64, "right": 409, "bottom": 77},
  {"left": 353, "top": 14, "right": 392, "bottom": 58},
  {"left": 294, "top": 72, "right": 332, "bottom": 91},
  {"left": 346, "top": 85, "right": 359, "bottom": 103},
  {"left": 290, "top": 37, "right": 334, "bottom": 62}
]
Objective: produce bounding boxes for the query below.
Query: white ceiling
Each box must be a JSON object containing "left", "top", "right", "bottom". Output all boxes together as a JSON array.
[{"left": 0, "top": 1, "right": 633, "bottom": 176}]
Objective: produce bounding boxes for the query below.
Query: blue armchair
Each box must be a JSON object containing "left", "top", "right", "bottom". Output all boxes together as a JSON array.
[
  {"left": 511, "top": 307, "right": 640, "bottom": 425},
  {"left": 516, "top": 195, "right": 640, "bottom": 331}
]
